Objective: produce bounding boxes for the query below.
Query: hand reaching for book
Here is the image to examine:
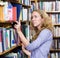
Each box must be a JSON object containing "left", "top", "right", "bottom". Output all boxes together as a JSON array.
[{"left": 14, "top": 21, "right": 21, "bottom": 32}]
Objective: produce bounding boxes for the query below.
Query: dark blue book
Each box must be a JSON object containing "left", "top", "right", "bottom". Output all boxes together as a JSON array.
[{"left": 2, "top": 28, "right": 6, "bottom": 51}]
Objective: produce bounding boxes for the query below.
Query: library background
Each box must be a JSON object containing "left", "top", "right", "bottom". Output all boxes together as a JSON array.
[{"left": 0, "top": 0, "right": 60, "bottom": 58}]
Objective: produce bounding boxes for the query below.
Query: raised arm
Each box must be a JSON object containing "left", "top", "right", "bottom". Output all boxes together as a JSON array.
[
  {"left": 14, "top": 21, "right": 53, "bottom": 52},
  {"left": 14, "top": 21, "right": 30, "bottom": 47}
]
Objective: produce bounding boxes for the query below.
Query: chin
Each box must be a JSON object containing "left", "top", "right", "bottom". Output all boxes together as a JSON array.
[{"left": 33, "top": 25, "right": 37, "bottom": 27}]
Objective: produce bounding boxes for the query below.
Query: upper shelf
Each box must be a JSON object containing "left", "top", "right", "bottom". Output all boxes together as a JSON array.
[
  {"left": 0, "top": 20, "right": 30, "bottom": 28},
  {"left": 22, "top": 4, "right": 31, "bottom": 8},
  {"left": 11, "top": 2, "right": 31, "bottom": 8},
  {"left": 0, "top": 1, "right": 31, "bottom": 8}
]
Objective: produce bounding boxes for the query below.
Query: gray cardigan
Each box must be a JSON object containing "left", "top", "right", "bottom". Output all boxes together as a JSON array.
[{"left": 26, "top": 29, "right": 53, "bottom": 58}]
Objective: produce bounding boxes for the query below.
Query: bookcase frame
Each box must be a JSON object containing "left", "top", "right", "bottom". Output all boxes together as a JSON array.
[
  {"left": 0, "top": 0, "right": 31, "bottom": 57},
  {"left": 31, "top": 0, "right": 60, "bottom": 58}
]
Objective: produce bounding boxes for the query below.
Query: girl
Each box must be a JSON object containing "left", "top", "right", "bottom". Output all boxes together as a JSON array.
[{"left": 14, "top": 9, "right": 53, "bottom": 58}]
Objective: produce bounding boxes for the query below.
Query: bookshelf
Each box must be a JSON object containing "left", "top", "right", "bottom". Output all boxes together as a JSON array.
[
  {"left": 31, "top": 0, "right": 60, "bottom": 58},
  {"left": 0, "top": 0, "right": 31, "bottom": 58}
]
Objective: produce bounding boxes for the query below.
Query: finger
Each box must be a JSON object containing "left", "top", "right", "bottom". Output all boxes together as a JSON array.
[
  {"left": 22, "top": 44, "right": 24, "bottom": 46},
  {"left": 15, "top": 21, "right": 19, "bottom": 24},
  {"left": 17, "top": 20, "right": 20, "bottom": 23},
  {"left": 15, "top": 21, "right": 20, "bottom": 26},
  {"left": 14, "top": 25, "right": 18, "bottom": 29}
]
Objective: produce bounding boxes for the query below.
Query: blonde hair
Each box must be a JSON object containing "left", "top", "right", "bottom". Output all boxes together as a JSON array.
[{"left": 30, "top": 9, "right": 53, "bottom": 41}]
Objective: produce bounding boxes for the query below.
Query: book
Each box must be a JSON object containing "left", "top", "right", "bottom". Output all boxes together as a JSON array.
[
  {"left": 0, "top": 5, "right": 4, "bottom": 22},
  {"left": 22, "top": 8, "right": 28, "bottom": 21},
  {"left": 12, "top": 7, "right": 17, "bottom": 21},
  {"left": 12, "top": 3, "right": 22, "bottom": 21},
  {"left": 0, "top": 28, "right": 3, "bottom": 52}
]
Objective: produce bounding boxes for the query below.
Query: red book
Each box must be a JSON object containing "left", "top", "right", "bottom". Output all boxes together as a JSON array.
[{"left": 12, "top": 7, "right": 17, "bottom": 21}]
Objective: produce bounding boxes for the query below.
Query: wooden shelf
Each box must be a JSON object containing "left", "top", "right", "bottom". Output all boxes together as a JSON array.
[
  {"left": 0, "top": 46, "right": 17, "bottom": 56},
  {"left": 22, "top": 4, "right": 31, "bottom": 8},
  {"left": 31, "top": 0, "right": 35, "bottom": 2},
  {"left": 0, "top": 22, "right": 11, "bottom": 28},
  {"left": 0, "top": 20, "right": 30, "bottom": 28},
  {"left": 50, "top": 49, "right": 60, "bottom": 53},
  {"left": 31, "top": 0, "right": 35, "bottom": 1},
  {"left": 31, "top": 0, "right": 40, "bottom": 3},
  {"left": 53, "top": 24, "right": 60, "bottom": 26},
  {"left": 0, "top": 44, "right": 21, "bottom": 56},
  {"left": 21, "top": 20, "right": 29, "bottom": 23},
  {"left": 53, "top": 36, "right": 60, "bottom": 39},
  {"left": 11, "top": 2, "right": 31, "bottom": 8},
  {"left": 46, "top": 11, "right": 60, "bottom": 14}
]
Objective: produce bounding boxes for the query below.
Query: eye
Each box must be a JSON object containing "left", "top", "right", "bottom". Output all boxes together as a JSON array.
[
  {"left": 31, "top": 15, "right": 38, "bottom": 20},
  {"left": 34, "top": 15, "right": 37, "bottom": 18}
]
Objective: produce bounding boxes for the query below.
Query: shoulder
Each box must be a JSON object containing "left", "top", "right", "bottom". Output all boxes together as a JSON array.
[
  {"left": 41, "top": 28, "right": 52, "bottom": 33},
  {"left": 39, "top": 28, "right": 53, "bottom": 37},
  {"left": 41, "top": 28, "right": 52, "bottom": 34}
]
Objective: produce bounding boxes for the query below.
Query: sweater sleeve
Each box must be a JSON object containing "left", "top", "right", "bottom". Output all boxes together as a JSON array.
[{"left": 25, "top": 29, "right": 53, "bottom": 51}]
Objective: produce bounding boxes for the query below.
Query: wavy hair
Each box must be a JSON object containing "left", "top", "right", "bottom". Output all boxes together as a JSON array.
[{"left": 30, "top": 9, "right": 53, "bottom": 41}]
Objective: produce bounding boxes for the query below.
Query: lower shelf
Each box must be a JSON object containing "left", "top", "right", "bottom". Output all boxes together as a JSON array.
[
  {"left": 50, "top": 49, "right": 60, "bottom": 53},
  {"left": 0, "top": 44, "right": 21, "bottom": 56}
]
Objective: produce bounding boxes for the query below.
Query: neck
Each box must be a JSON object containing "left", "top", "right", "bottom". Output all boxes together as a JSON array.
[{"left": 37, "top": 25, "right": 41, "bottom": 30}]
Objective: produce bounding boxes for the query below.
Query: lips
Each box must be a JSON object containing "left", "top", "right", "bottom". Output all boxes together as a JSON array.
[{"left": 32, "top": 21, "right": 37, "bottom": 23}]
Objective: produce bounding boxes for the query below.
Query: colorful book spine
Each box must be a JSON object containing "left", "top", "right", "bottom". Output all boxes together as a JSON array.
[{"left": 0, "top": 28, "right": 3, "bottom": 52}]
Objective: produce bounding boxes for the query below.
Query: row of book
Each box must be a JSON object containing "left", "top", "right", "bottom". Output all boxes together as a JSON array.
[
  {"left": 31, "top": 1, "right": 60, "bottom": 11},
  {"left": 49, "top": 14, "right": 60, "bottom": 24},
  {"left": 50, "top": 52, "right": 60, "bottom": 58},
  {"left": 21, "top": 24, "right": 33, "bottom": 41},
  {"left": 52, "top": 39, "right": 60, "bottom": 49},
  {"left": 53, "top": 27, "right": 60, "bottom": 37},
  {"left": 19, "top": 0, "right": 30, "bottom": 6},
  {"left": 21, "top": 24, "right": 37, "bottom": 42},
  {"left": 0, "top": 23, "right": 32, "bottom": 53},
  {"left": 0, "top": 1, "right": 21, "bottom": 22},
  {"left": 0, "top": 1, "right": 30, "bottom": 22},
  {"left": 0, "top": 0, "right": 31, "bottom": 58},
  {"left": 0, "top": 28, "right": 20, "bottom": 52}
]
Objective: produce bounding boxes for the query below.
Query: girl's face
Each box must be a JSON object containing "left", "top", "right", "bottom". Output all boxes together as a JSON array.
[{"left": 31, "top": 11, "right": 44, "bottom": 29}]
